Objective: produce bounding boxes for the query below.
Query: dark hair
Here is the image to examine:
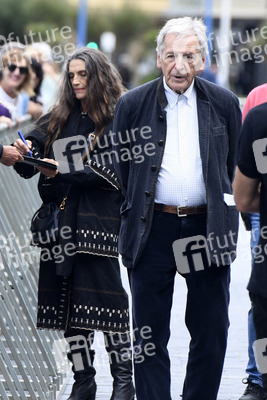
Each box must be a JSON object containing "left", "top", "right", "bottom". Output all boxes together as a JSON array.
[
  {"left": 30, "top": 58, "right": 44, "bottom": 96},
  {"left": 44, "top": 47, "right": 125, "bottom": 155}
]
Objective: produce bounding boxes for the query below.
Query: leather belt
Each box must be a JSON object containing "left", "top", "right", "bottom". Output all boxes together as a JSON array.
[{"left": 154, "top": 203, "right": 207, "bottom": 217}]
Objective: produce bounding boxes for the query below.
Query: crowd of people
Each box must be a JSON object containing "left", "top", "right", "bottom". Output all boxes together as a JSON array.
[
  {"left": 0, "top": 42, "right": 59, "bottom": 127},
  {"left": 1, "top": 16, "right": 267, "bottom": 400}
]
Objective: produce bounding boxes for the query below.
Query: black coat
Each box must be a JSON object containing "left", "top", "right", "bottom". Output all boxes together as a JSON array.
[
  {"left": 14, "top": 107, "right": 130, "bottom": 333},
  {"left": 15, "top": 106, "right": 122, "bottom": 276},
  {"left": 112, "top": 76, "right": 242, "bottom": 268}
]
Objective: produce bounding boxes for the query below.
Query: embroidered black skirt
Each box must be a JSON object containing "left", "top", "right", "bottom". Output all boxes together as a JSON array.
[{"left": 36, "top": 252, "right": 130, "bottom": 333}]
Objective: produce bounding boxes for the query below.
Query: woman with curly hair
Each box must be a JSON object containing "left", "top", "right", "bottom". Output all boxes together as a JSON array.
[{"left": 14, "top": 47, "right": 135, "bottom": 400}]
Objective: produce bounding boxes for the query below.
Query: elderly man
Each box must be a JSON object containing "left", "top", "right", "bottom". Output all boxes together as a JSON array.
[
  {"left": 0, "top": 144, "right": 22, "bottom": 166},
  {"left": 112, "top": 17, "right": 242, "bottom": 400}
]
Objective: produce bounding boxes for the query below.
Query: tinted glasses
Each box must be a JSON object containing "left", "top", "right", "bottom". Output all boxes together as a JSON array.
[{"left": 7, "top": 64, "right": 28, "bottom": 75}]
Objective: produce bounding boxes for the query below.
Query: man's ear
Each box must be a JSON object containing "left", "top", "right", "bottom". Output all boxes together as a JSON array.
[
  {"left": 157, "top": 53, "right": 162, "bottom": 69},
  {"left": 197, "top": 57, "right": 206, "bottom": 73}
]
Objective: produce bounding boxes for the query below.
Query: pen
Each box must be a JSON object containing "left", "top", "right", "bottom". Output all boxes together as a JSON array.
[{"left": 18, "top": 130, "right": 33, "bottom": 157}]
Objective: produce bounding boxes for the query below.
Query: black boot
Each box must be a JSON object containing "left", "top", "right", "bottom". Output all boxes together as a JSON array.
[
  {"left": 104, "top": 332, "right": 135, "bottom": 400},
  {"left": 65, "top": 333, "right": 97, "bottom": 400}
]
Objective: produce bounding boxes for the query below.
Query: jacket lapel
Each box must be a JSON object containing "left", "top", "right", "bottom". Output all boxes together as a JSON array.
[{"left": 195, "top": 79, "right": 210, "bottom": 185}]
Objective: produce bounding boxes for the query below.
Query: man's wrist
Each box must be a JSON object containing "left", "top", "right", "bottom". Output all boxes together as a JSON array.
[{"left": 0, "top": 144, "right": 3, "bottom": 160}]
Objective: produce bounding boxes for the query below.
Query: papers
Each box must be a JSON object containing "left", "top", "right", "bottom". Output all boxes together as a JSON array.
[
  {"left": 223, "top": 193, "right": 236, "bottom": 206},
  {"left": 22, "top": 155, "right": 57, "bottom": 170}
]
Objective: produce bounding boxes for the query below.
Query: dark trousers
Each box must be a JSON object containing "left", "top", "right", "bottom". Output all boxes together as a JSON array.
[
  {"left": 128, "top": 210, "right": 230, "bottom": 400},
  {"left": 250, "top": 292, "right": 267, "bottom": 395}
]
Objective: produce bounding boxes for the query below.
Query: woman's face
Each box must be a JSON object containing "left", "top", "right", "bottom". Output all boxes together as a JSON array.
[
  {"left": 69, "top": 59, "right": 88, "bottom": 102},
  {"left": 2, "top": 59, "right": 28, "bottom": 92}
]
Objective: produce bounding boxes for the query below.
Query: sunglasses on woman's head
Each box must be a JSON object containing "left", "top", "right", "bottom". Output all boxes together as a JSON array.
[{"left": 7, "top": 64, "right": 28, "bottom": 75}]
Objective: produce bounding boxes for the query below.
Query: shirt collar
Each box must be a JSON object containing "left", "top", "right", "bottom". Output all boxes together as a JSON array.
[{"left": 163, "top": 77, "right": 195, "bottom": 109}]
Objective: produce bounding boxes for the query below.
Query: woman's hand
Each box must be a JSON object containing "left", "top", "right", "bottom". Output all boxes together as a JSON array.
[
  {"left": 0, "top": 116, "right": 12, "bottom": 128},
  {"left": 13, "top": 138, "right": 32, "bottom": 155},
  {"left": 37, "top": 158, "right": 59, "bottom": 178}
]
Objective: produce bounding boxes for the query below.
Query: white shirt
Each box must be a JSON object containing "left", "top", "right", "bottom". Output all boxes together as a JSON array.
[
  {"left": 0, "top": 85, "right": 24, "bottom": 120},
  {"left": 154, "top": 78, "right": 206, "bottom": 207}
]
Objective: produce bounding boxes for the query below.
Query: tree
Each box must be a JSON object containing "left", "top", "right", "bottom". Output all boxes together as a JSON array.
[
  {"left": 0, "top": 0, "right": 76, "bottom": 48},
  {"left": 0, "top": 0, "right": 27, "bottom": 44}
]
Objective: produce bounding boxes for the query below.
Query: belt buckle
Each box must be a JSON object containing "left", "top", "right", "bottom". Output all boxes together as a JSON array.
[{"left": 177, "top": 206, "right": 187, "bottom": 217}]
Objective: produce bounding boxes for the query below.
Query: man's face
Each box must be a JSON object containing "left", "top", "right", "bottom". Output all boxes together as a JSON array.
[{"left": 157, "top": 33, "right": 205, "bottom": 94}]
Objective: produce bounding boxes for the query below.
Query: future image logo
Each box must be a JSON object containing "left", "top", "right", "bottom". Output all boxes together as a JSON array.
[
  {"left": 253, "top": 138, "right": 267, "bottom": 174},
  {"left": 172, "top": 235, "right": 211, "bottom": 274},
  {"left": 253, "top": 338, "right": 267, "bottom": 374},
  {"left": 53, "top": 136, "right": 90, "bottom": 174},
  {"left": 65, "top": 335, "right": 93, "bottom": 372}
]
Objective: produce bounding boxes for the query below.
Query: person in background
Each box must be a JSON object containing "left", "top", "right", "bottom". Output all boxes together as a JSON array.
[
  {"left": 29, "top": 58, "right": 44, "bottom": 109},
  {"left": 198, "top": 63, "right": 217, "bottom": 84},
  {"left": 0, "top": 103, "right": 12, "bottom": 127},
  {"left": 117, "top": 53, "right": 133, "bottom": 89},
  {"left": 13, "top": 47, "right": 135, "bottom": 400},
  {"left": 238, "top": 83, "right": 267, "bottom": 400},
  {"left": 26, "top": 44, "right": 60, "bottom": 113},
  {"left": 112, "top": 16, "right": 241, "bottom": 400},
  {"left": 0, "top": 48, "right": 42, "bottom": 122},
  {"left": 233, "top": 102, "right": 267, "bottom": 400}
]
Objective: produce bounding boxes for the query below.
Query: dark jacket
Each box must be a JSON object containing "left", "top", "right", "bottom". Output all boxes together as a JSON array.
[
  {"left": 112, "top": 76, "right": 242, "bottom": 268},
  {"left": 15, "top": 107, "right": 122, "bottom": 276}
]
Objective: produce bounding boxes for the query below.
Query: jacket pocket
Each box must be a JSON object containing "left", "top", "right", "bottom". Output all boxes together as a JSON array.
[{"left": 212, "top": 126, "right": 226, "bottom": 136}]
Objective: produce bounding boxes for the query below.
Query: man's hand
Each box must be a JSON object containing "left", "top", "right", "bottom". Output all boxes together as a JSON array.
[{"left": 0, "top": 146, "right": 23, "bottom": 166}]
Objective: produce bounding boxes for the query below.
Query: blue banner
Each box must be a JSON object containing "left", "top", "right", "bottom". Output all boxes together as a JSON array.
[
  {"left": 76, "top": 0, "right": 88, "bottom": 47},
  {"left": 204, "top": 0, "right": 213, "bottom": 55}
]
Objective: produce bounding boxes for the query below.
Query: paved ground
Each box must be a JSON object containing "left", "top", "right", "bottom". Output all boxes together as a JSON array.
[{"left": 57, "top": 219, "right": 252, "bottom": 400}]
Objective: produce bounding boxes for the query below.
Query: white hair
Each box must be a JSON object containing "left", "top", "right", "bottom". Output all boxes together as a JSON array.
[{"left": 156, "top": 17, "right": 207, "bottom": 59}]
